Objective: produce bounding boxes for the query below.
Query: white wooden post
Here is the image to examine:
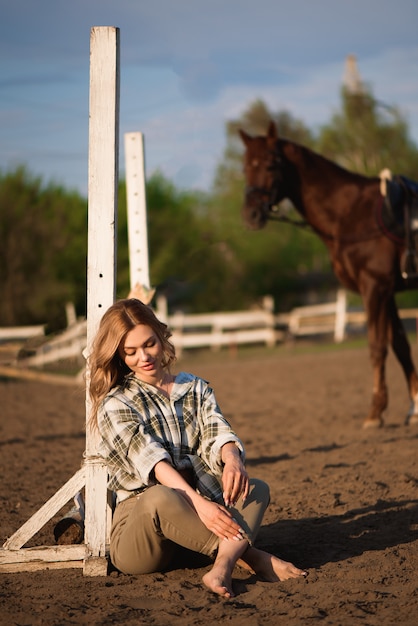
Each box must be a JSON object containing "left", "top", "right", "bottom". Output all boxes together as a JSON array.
[
  {"left": 0, "top": 26, "right": 120, "bottom": 576},
  {"left": 83, "top": 25, "right": 120, "bottom": 576},
  {"left": 124, "top": 132, "right": 151, "bottom": 291}
]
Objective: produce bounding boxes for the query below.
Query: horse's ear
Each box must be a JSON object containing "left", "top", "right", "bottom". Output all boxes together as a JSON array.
[
  {"left": 267, "top": 121, "right": 277, "bottom": 140},
  {"left": 239, "top": 129, "right": 251, "bottom": 146}
]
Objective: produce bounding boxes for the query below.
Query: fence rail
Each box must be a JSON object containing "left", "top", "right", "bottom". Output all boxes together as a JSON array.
[
  {"left": 166, "top": 306, "right": 276, "bottom": 355},
  {"left": 3, "top": 292, "right": 418, "bottom": 370},
  {"left": 0, "top": 325, "right": 45, "bottom": 341},
  {"left": 279, "top": 289, "right": 348, "bottom": 342}
]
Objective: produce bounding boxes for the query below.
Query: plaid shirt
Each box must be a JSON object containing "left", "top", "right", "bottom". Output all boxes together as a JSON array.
[{"left": 98, "top": 371, "right": 245, "bottom": 503}]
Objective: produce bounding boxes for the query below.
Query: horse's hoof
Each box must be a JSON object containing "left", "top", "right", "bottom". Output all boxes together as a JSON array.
[
  {"left": 406, "top": 414, "right": 418, "bottom": 426},
  {"left": 362, "top": 419, "right": 383, "bottom": 429}
]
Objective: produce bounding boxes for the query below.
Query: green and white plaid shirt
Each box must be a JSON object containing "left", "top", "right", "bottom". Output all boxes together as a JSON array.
[{"left": 97, "top": 371, "right": 245, "bottom": 503}]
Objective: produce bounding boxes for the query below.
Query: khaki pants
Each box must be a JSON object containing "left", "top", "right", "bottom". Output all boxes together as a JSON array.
[{"left": 110, "top": 478, "right": 270, "bottom": 575}]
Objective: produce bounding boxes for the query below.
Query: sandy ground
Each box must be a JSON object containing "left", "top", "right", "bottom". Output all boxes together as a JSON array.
[{"left": 1, "top": 341, "right": 418, "bottom": 625}]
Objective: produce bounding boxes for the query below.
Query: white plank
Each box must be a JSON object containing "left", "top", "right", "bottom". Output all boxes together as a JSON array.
[
  {"left": 0, "top": 25, "right": 120, "bottom": 577},
  {"left": 0, "top": 544, "right": 86, "bottom": 573},
  {"left": 171, "top": 328, "right": 276, "bottom": 349},
  {"left": 83, "top": 25, "right": 120, "bottom": 575},
  {"left": 86, "top": 25, "right": 120, "bottom": 352},
  {"left": 125, "top": 132, "right": 150, "bottom": 290},
  {"left": 0, "top": 325, "right": 45, "bottom": 340},
  {"left": 0, "top": 545, "right": 86, "bottom": 566},
  {"left": 3, "top": 468, "right": 85, "bottom": 550},
  {"left": 83, "top": 460, "right": 108, "bottom": 561},
  {"left": 169, "top": 310, "right": 274, "bottom": 330},
  {"left": 0, "top": 560, "right": 84, "bottom": 573}
]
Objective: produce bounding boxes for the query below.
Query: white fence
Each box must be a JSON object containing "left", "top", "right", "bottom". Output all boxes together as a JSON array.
[
  {"left": 3, "top": 291, "right": 418, "bottom": 370},
  {"left": 15, "top": 321, "right": 87, "bottom": 368},
  {"left": 279, "top": 288, "right": 348, "bottom": 342},
  {"left": 154, "top": 294, "right": 277, "bottom": 356},
  {"left": 168, "top": 310, "right": 276, "bottom": 355},
  {"left": 0, "top": 325, "right": 45, "bottom": 341}
]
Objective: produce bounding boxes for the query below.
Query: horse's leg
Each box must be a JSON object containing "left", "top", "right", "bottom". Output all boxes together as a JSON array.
[
  {"left": 387, "top": 295, "right": 418, "bottom": 425},
  {"left": 362, "top": 282, "right": 390, "bottom": 428}
]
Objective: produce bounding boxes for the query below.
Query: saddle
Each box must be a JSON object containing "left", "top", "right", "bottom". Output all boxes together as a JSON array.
[{"left": 378, "top": 171, "right": 418, "bottom": 279}]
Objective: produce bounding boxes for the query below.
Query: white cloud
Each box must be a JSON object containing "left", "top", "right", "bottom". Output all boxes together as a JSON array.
[
  {"left": 125, "top": 45, "right": 418, "bottom": 191},
  {"left": 1, "top": 1, "right": 417, "bottom": 194}
]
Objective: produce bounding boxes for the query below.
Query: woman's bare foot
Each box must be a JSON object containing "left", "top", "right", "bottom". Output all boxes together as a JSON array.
[
  {"left": 241, "top": 547, "right": 307, "bottom": 582},
  {"left": 202, "top": 557, "right": 234, "bottom": 597},
  {"left": 202, "top": 536, "right": 250, "bottom": 598}
]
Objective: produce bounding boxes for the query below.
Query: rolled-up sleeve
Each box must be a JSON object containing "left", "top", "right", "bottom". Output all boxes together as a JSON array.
[
  {"left": 98, "top": 395, "right": 172, "bottom": 491},
  {"left": 197, "top": 381, "right": 245, "bottom": 474}
]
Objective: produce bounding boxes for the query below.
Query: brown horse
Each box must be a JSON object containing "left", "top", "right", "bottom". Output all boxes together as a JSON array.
[{"left": 240, "top": 121, "right": 418, "bottom": 428}]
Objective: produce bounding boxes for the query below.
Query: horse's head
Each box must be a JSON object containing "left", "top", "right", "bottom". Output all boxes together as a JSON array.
[{"left": 239, "top": 121, "right": 284, "bottom": 230}]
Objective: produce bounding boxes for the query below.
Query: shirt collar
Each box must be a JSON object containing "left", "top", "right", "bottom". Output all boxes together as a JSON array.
[{"left": 124, "top": 370, "right": 199, "bottom": 401}]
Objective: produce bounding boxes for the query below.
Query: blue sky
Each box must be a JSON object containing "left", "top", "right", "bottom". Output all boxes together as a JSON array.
[{"left": 1, "top": 0, "right": 417, "bottom": 197}]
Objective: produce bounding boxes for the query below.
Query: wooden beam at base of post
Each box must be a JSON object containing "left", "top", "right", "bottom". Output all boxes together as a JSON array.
[
  {"left": 0, "top": 545, "right": 86, "bottom": 574},
  {"left": 83, "top": 556, "right": 109, "bottom": 577},
  {"left": 3, "top": 468, "right": 85, "bottom": 551}
]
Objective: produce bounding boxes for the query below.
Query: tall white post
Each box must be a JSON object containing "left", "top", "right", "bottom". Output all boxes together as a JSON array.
[
  {"left": 124, "top": 132, "right": 150, "bottom": 290},
  {"left": 84, "top": 26, "right": 120, "bottom": 576},
  {"left": 0, "top": 25, "right": 121, "bottom": 576}
]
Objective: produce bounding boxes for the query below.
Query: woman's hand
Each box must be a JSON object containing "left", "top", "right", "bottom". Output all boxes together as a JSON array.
[
  {"left": 193, "top": 496, "right": 244, "bottom": 541},
  {"left": 221, "top": 443, "right": 249, "bottom": 507},
  {"left": 153, "top": 459, "right": 244, "bottom": 540}
]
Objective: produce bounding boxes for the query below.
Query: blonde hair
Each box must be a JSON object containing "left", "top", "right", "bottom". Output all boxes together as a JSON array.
[{"left": 88, "top": 298, "right": 176, "bottom": 429}]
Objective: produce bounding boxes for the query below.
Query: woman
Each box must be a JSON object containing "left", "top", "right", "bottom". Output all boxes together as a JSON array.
[{"left": 88, "top": 298, "right": 306, "bottom": 597}]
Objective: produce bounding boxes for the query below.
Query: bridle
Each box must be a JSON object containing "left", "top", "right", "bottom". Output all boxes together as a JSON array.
[
  {"left": 243, "top": 137, "right": 395, "bottom": 245},
  {"left": 244, "top": 143, "right": 310, "bottom": 229},
  {"left": 266, "top": 205, "right": 310, "bottom": 229}
]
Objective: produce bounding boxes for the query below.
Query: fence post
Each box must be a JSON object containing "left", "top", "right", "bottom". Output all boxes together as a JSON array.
[
  {"left": 155, "top": 294, "right": 168, "bottom": 323},
  {"left": 262, "top": 295, "right": 276, "bottom": 347}
]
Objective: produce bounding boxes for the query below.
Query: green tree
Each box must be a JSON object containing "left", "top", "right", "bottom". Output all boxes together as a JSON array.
[
  {"left": 0, "top": 166, "right": 87, "bottom": 329},
  {"left": 210, "top": 101, "right": 331, "bottom": 310},
  {"left": 217, "top": 99, "right": 315, "bottom": 192},
  {"left": 317, "top": 85, "right": 418, "bottom": 178},
  {"left": 209, "top": 82, "right": 418, "bottom": 310},
  {"left": 124, "top": 172, "right": 237, "bottom": 312},
  {"left": 3, "top": 74, "right": 418, "bottom": 326}
]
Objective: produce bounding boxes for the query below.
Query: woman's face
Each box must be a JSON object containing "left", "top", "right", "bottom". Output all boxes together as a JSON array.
[{"left": 118, "top": 324, "right": 165, "bottom": 384}]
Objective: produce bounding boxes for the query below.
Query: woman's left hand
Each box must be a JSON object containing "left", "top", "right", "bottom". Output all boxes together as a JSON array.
[{"left": 221, "top": 446, "right": 249, "bottom": 507}]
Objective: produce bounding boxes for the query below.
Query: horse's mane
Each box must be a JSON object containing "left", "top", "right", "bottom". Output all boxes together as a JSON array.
[{"left": 278, "top": 137, "right": 375, "bottom": 183}]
